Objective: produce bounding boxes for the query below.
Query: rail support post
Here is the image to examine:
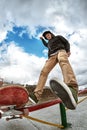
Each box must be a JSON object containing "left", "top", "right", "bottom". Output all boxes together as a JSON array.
[{"left": 59, "top": 103, "right": 67, "bottom": 128}]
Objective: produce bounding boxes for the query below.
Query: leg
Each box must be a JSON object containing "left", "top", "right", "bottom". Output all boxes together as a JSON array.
[
  {"left": 34, "top": 55, "right": 57, "bottom": 99},
  {"left": 58, "top": 50, "right": 78, "bottom": 91},
  {"left": 49, "top": 50, "right": 78, "bottom": 109}
]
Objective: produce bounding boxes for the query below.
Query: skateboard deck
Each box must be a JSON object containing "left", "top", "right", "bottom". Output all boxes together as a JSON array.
[
  {"left": 0, "top": 85, "right": 29, "bottom": 120},
  {"left": 49, "top": 78, "right": 77, "bottom": 110},
  {"left": 0, "top": 85, "right": 29, "bottom": 107}
]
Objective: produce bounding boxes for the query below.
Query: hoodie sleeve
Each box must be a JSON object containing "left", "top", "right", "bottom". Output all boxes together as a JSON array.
[
  {"left": 41, "top": 38, "right": 48, "bottom": 48},
  {"left": 59, "top": 35, "right": 70, "bottom": 52}
]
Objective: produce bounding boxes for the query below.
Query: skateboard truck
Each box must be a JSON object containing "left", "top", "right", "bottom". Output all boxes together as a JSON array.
[{"left": 6, "top": 115, "right": 23, "bottom": 121}]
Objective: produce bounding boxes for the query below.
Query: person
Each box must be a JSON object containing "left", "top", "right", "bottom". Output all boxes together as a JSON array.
[{"left": 30, "top": 31, "right": 78, "bottom": 109}]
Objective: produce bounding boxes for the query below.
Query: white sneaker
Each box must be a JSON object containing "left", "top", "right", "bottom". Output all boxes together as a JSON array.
[{"left": 50, "top": 78, "right": 77, "bottom": 110}]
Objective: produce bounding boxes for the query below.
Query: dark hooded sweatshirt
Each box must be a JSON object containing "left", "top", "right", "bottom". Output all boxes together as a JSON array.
[{"left": 41, "top": 35, "right": 70, "bottom": 58}]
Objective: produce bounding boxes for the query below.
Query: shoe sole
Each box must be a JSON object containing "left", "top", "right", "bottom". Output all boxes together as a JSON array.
[{"left": 50, "top": 78, "right": 77, "bottom": 110}]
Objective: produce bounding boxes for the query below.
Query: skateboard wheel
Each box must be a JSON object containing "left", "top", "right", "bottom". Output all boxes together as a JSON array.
[
  {"left": 0, "top": 112, "right": 2, "bottom": 118},
  {"left": 6, "top": 118, "right": 10, "bottom": 121}
]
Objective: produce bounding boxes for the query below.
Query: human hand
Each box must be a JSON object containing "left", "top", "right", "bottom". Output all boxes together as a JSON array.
[{"left": 40, "top": 36, "right": 43, "bottom": 39}]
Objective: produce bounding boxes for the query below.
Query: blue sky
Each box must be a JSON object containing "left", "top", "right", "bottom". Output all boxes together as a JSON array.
[
  {"left": 0, "top": 0, "right": 87, "bottom": 89},
  {"left": 4, "top": 26, "right": 47, "bottom": 57}
]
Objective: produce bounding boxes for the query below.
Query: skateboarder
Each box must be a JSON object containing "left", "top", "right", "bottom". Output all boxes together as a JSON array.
[{"left": 30, "top": 31, "right": 78, "bottom": 109}]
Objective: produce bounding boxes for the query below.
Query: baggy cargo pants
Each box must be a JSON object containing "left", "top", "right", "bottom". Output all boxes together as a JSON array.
[{"left": 34, "top": 50, "right": 78, "bottom": 98}]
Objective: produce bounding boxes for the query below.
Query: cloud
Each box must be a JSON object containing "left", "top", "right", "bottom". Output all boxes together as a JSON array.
[
  {"left": 0, "top": 42, "right": 47, "bottom": 84},
  {"left": 69, "top": 30, "right": 87, "bottom": 88},
  {"left": 0, "top": 0, "right": 87, "bottom": 36},
  {"left": 0, "top": 31, "right": 7, "bottom": 42},
  {"left": 42, "top": 49, "right": 48, "bottom": 56},
  {"left": 0, "top": 0, "right": 86, "bottom": 45}
]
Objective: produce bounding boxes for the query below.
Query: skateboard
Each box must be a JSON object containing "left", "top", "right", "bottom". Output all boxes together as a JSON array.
[
  {"left": 49, "top": 78, "right": 77, "bottom": 110},
  {"left": 0, "top": 85, "right": 29, "bottom": 120},
  {"left": 0, "top": 84, "right": 60, "bottom": 120}
]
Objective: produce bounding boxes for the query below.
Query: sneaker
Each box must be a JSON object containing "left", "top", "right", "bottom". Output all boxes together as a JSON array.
[
  {"left": 69, "top": 87, "right": 78, "bottom": 103},
  {"left": 29, "top": 92, "right": 38, "bottom": 104},
  {"left": 50, "top": 78, "right": 78, "bottom": 110}
]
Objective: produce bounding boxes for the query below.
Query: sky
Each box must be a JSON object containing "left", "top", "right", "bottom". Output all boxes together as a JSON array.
[{"left": 0, "top": 0, "right": 87, "bottom": 89}]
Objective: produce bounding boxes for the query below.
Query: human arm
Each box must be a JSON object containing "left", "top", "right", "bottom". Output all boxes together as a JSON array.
[{"left": 40, "top": 36, "right": 48, "bottom": 47}]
